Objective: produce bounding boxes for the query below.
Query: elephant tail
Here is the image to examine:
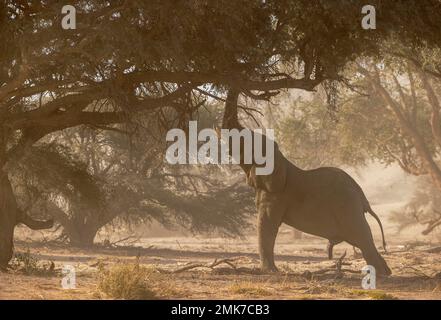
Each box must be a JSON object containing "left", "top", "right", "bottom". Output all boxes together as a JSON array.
[{"left": 366, "top": 206, "right": 387, "bottom": 253}]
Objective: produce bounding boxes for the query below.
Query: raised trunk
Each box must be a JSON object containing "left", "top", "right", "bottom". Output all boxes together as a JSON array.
[{"left": 221, "top": 89, "right": 253, "bottom": 175}]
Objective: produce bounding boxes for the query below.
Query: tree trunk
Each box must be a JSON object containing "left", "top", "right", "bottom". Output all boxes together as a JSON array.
[
  {"left": 0, "top": 171, "right": 18, "bottom": 267},
  {"left": 68, "top": 230, "right": 97, "bottom": 247},
  {"left": 0, "top": 135, "right": 53, "bottom": 266},
  {"left": 1, "top": 127, "right": 17, "bottom": 266},
  {"left": 63, "top": 222, "right": 100, "bottom": 247}
]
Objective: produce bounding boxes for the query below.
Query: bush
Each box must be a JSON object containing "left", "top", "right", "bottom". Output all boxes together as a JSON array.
[
  {"left": 97, "top": 262, "right": 157, "bottom": 299},
  {"left": 10, "top": 249, "right": 55, "bottom": 276}
]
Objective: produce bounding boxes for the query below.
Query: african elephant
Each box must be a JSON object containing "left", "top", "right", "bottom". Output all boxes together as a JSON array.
[
  {"left": 0, "top": 173, "right": 53, "bottom": 268},
  {"left": 246, "top": 142, "right": 392, "bottom": 276}
]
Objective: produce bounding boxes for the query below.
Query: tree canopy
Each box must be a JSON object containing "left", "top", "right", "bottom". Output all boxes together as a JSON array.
[{"left": 2, "top": 0, "right": 441, "bottom": 171}]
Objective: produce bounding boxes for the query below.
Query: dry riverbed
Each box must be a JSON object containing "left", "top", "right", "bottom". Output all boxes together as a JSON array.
[{"left": 1, "top": 236, "right": 441, "bottom": 300}]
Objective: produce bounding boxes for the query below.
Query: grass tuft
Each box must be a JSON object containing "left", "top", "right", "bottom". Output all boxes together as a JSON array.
[
  {"left": 229, "top": 282, "right": 272, "bottom": 296},
  {"left": 97, "top": 260, "right": 181, "bottom": 299},
  {"left": 98, "top": 262, "right": 157, "bottom": 299},
  {"left": 350, "top": 289, "right": 398, "bottom": 300}
]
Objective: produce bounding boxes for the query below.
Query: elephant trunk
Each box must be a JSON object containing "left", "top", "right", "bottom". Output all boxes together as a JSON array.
[{"left": 221, "top": 88, "right": 252, "bottom": 174}]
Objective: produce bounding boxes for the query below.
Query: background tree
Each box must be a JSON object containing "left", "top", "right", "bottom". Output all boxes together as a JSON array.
[
  {"left": 390, "top": 176, "right": 441, "bottom": 238},
  {"left": 12, "top": 104, "right": 254, "bottom": 246},
  {"left": 277, "top": 46, "right": 441, "bottom": 236}
]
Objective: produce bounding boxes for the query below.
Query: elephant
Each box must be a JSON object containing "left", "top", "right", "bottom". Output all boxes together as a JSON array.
[
  {"left": 0, "top": 172, "right": 53, "bottom": 269},
  {"left": 245, "top": 141, "right": 392, "bottom": 276},
  {"left": 220, "top": 89, "right": 391, "bottom": 276}
]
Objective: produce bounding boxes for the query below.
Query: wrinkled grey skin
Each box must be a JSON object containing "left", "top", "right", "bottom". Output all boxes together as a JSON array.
[
  {"left": 246, "top": 145, "right": 392, "bottom": 276},
  {"left": 0, "top": 173, "right": 53, "bottom": 269}
]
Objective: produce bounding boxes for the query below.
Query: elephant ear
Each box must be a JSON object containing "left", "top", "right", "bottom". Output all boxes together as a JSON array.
[{"left": 247, "top": 143, "right": 288, "bottom": 193}]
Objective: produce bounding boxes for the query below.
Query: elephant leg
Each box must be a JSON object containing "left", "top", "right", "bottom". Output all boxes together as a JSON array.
[
  {"left": 257, "top": 196, "right": 283, "bottom": 272},
  {"left": 358, "top": 241, "right": 392, "bottom": 276},
  {"left": 327, "top": 240, "right": 343, "bottom": 260},
  {"left": 347, "top": 217, "right": 392, "bottom": 276}
]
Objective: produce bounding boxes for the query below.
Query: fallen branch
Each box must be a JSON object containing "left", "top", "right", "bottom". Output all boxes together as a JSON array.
[
  {"left": 422, "top": 216, "right": 441, "bottom": 235},
  {"left": 110, "top": 236, "right": 140, "bottom": 246},
  {"left": 156, "top": 258, "right": 244, "bottom": 274},
  {"left": 301, "top": 251, "right": 357, "bottom": 279},
  {"left": 170, "top": 258, "right": 239, "bottom": 273},
  {"left": 426, "top": 246, "right": 441, "bottom": 254}
]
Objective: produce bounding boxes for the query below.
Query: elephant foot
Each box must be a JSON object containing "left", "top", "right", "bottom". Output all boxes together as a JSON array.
[
  {"left": 260, "top": 261, "right": 278, "bottom": 273},
  {"left": 375, "top": 263, "right": 392, "bottom": 276},
  {"left": 366, "top": 255, "right": 392, "bottom": 276}
]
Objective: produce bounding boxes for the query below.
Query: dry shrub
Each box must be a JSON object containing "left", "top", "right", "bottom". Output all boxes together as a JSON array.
[
  {"left": 11, "top": 249, "right": 55, "bottom": 276},
  {"left": 97, "top": 261, "right": 181, "bottom": 299},
  {"left": 98, "top": 263, "right": 157, "bottom": 299}
]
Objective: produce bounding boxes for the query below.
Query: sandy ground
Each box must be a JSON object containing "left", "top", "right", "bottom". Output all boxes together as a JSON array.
[
  {"left": 3, "top": 163, "right": 437, "bottom": 300},
  {"left": 1, "top": 233, "right": 441, "bottom": 300}
]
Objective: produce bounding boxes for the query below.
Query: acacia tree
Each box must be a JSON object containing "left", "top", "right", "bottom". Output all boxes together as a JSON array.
[
  {"left": 1, "top": 0, "right": 441, "bottom": 265},
  {"left": 13, "top": 115, "right": 255, "bottom": 246}
]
